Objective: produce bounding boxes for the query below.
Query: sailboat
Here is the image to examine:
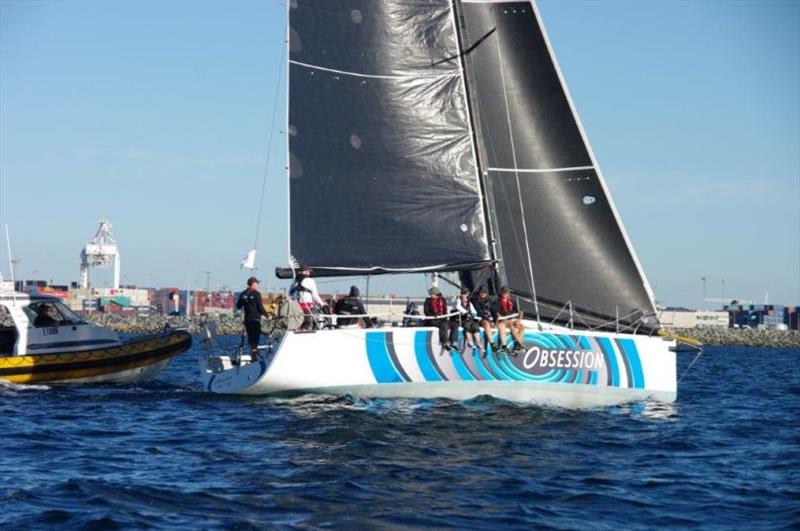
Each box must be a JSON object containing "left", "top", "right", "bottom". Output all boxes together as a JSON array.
[{"left": 201, "top": 0, "right": 677, "bottom": 407}]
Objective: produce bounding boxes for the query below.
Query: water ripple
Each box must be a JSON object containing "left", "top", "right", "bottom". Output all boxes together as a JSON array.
[{"left": 1, "top": 344, "right": 798, "bottom": 529}]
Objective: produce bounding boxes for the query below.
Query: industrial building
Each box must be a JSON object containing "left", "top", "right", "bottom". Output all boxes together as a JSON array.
[{"left": 658, "top": 308, "right": 730, "bottom": 329}]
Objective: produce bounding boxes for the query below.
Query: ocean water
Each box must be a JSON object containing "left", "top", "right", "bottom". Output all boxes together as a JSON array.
[{"left": 1, "top": 340, "right": 798, "bottom": 530}]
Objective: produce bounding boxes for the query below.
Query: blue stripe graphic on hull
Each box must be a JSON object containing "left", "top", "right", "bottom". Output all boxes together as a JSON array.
[
  {"left": 366, "top": 332, "right": 403, "bottom": 383},
  {"left": 385, "top": 332, "right": 411, "bottom": 382},
  {"left": 451, "top": 352, "right": 477, "bottom": 381},
  {"left": 414, "top": 331, "right": 443, "bottom": 382},
  {"left": 472, "top": 351, "right": 497, "bottom": 380},
  {"left": 596, "top": 337, "right": 620, "bottom": 387},
  {"left": 498, "top": 353, "right": 543, "bottom": 381},
  {"left": 617, "top": 338, "right": 645, "bottom": 389},
  {"left": 542, "top": 334, "right": 565, "bottom": 348},
  {"left": 485, "top": 348, "right": 512, "bottom": 381},
  {"left": 559, "top": 335, "right": 578, "bottom": 349}
]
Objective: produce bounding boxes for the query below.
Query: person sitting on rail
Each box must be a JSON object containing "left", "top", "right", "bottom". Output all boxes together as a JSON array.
[
  {"left": 334, "top": 285, "right": 371, "bottom": 328},
  {"left": 494, "top": 287, "right": 526, "bottom": 354},
  {"left": 289, "top": 266, "right": 327, "bottom": 329},
  {"left": 470, "top": 286, "right": 496, "bottom": 352},
  {"left": 424, "top": 286, "right": 457, "bottom": 351},
  {"left": 402, "top": 302, "right": 422, "bottom": 327},
  {"left": 453, "top": 287, "right": 483, "bottom": 354}
]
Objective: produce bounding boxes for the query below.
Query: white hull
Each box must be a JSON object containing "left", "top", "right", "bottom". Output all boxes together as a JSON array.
[{"left": 201, "top": 321, "right": 676, "bottom": 408}]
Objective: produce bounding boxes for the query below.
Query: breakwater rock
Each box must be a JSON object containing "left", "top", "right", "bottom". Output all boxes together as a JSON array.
[
  {"left": 85, "top": 313, "right": 244, "bottom": 336},
  {"left": 671, "top": 327, "right": 800, "bottom": 348}
]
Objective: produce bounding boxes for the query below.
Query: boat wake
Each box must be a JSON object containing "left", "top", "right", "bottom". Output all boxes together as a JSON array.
[{"left": 0, "top": 380, "right": 50, "bottom": 394}]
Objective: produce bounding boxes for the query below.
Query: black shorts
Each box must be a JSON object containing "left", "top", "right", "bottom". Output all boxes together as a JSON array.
[{"left": 462, "top": 320, "right": 480, "bottom": 334}]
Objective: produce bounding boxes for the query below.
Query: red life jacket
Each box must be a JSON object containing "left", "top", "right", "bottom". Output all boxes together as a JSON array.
[
  {"left": 429, "top": 297, "right": 446, "bottom": 316},
  {"left": 499, "top": 296, "right": 514, "bottom": 315}
]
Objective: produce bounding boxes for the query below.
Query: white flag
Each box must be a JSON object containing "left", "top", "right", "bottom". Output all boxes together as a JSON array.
[{"left": 240, "top": 249, "right": 256, "bottom": 270}]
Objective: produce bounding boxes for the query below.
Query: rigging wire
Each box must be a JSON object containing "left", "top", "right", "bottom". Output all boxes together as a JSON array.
[
  {"left": 491, "top": 9, "right": 540, "bottom": 323},
  {"left": 252, "top": 8, "right": 288, "bottom": 257},
  {"left": 677, "top": 348, "right": 704, "bottom": 384}
]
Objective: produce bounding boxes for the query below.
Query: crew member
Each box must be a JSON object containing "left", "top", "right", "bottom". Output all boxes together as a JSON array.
[
  {"left": 470, "top": 286, "right": 496, "bottom": 351},
  {"left": 495, "top": 287, "right": 526, "bottom": 354},
  {"left": 334, "top": 285, "right": 370, "bottom": 328},
  {"left": 424, "top": 286, "right": 456, "bottom": 350},
  {"left": 289, "top": 267, "right": 326, "bottom": 329},
  {"left": 453, "top": 287, "right": 483, "bottom": 353},
  {"left": 236, "top": 277, "right": 270, "bottom": 355}
]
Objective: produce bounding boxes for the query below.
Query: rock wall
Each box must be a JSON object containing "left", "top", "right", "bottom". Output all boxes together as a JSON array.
[
  {"left": 80, "top": 314, "right": 800, "bottom": 348},
  {"left": 670, "top": 327, "right": 800, "bottom": 348}
]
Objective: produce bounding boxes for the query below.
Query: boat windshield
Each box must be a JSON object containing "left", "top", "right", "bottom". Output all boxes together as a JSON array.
[{"left": 23, "top": 300, "right": 86, "bottom": 327}]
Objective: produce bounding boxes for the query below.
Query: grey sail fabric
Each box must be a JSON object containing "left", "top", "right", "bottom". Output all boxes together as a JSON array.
[
  {"left": 286, "top": 0, "right": 490, "bottom": 276},
  {"left": 456, "top": 1, "right": 657, "bottom": 327}
]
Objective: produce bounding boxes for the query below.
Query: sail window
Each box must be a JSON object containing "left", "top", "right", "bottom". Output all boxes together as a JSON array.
[
  {"left": 350, "top": 134, "right": 362, "bottom": 149},
  {"left": 582, "top": 195, "right": 596, "bottom": 205},
  {"left": 351, "top": 10, "right": 362, "bottom": 24}
]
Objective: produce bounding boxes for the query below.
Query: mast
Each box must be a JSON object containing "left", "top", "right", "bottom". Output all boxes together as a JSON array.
[{"left": 449, "top": 0, "right": 502, "bottom": 294}]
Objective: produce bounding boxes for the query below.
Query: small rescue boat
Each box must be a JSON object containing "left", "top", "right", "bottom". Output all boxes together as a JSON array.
[{"left": 0, "top": 292, "right": 191, "bottom": 385}]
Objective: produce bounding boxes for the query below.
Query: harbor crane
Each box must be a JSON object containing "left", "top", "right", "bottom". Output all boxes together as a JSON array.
[{"left": 79, "top": 220, "right": 121, "bottom": 289}]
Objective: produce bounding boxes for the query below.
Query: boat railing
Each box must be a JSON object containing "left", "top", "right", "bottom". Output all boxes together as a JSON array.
[
  {"left": 516, "top": 294, "right": 658, "bottom": 336},
  {"left": 263, "top": 299, "right": 658, "bottom": 336}
]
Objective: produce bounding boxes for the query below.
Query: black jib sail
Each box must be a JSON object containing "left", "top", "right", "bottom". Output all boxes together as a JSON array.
[
  {"left": 283, "top": 0, "right": 491, "bottom": 277},
  {"left": 455, "top": 0, "right": 657, "bottom": 328}
]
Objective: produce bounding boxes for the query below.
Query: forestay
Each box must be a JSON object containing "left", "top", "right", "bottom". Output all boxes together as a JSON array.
[{"left": 287, "top": 0, "right": 491, "bottom": 275}]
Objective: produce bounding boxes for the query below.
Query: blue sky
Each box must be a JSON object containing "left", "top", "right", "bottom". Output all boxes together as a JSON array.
[{"left": 1, "top": 0, "right": 798, "bottom": 308}]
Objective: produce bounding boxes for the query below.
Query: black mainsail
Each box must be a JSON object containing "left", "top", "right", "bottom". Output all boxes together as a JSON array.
[
  {"left": 283, "top": 0, "right": 491, "bottom": 277},
  {"left": 280, "top": 0, "right": 657, "bottom": 331},
  {"left": 455, "top": 0, "right": 657, "bottom": 328}
]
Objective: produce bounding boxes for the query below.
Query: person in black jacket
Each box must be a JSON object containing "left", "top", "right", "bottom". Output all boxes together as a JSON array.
[
  {"left": 470, "top": 286, "right": 496, "bottom": 351},
  {"left": 424, "top": 286, "right": 456, "bottom": 350},
  {"left": 236, "top": 277, "right": 270, "bottom": 356},
  {"left": 334, "top": 285, "right": 370, "bottom": 328}
]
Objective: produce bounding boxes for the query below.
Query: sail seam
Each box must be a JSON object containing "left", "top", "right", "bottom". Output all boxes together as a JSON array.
[
  {"left": 488, "top": 165, "right": 594, "bottom": 173},
  {"left": 289, "top": 60, "right": 459, "bottom": 81}
]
